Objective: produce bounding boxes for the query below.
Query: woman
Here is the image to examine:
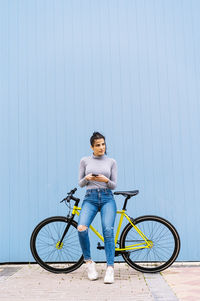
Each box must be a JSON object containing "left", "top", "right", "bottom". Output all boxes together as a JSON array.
[{"left": 78, "top": 131, "right": 117, "bottom": 284}]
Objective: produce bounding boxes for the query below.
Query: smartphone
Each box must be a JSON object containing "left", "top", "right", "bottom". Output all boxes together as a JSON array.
[{"left": 92, "top": 173, "right": 99, "bottom": 177}]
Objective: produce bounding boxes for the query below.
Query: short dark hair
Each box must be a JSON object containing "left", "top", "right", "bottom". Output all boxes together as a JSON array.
[{"left": 90, "top": 131, "right": 107, "bottom": 155}]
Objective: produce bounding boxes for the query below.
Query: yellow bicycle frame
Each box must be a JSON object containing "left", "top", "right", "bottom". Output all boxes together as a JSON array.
[{"left": 72, "top": 206, "right": 153, "bottom": 251}]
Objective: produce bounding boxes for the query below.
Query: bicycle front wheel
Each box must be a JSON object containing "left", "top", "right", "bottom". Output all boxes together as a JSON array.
[
  {"left": 30, "top": 216, "right": 84, "bottom": 273},
  {"left": 120, "top": 215, "right": 180, "bottom": 273}
]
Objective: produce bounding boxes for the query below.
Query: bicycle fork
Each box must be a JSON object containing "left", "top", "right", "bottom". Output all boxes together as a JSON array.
[
  {"left": 56, "top": 215, "right": 75, "bottom": 249},
  {"left": 57, "top": 197, "right": 80, "bottom": 249}
]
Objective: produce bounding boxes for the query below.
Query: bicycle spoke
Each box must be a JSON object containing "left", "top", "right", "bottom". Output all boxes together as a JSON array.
[
  {"left": 32, "top": 219, "right": 83, "bottom": 271},
  {"left": 121, "top": 216, "right": 180, "bottom": 272}
]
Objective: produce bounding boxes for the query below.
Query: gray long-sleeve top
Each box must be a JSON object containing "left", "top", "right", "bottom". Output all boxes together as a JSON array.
[{"left": 78, "top": 154, "right": 117, "bottom": 190}]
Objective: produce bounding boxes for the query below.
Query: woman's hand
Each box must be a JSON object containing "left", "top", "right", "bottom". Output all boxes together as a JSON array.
[
  {"left": 85, "top": 173, "right": 95, "bottom": 181},
  {"left": 94, "top": 174, "right": 109, "bottom": 183},
  {"left": 85, "top": 173, "right": 109, "bottom": 183}
]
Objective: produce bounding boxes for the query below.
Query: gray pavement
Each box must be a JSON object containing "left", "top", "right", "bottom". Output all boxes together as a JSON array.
[{"left": 0, "top": 262, "right": 199, "bottom": 301}]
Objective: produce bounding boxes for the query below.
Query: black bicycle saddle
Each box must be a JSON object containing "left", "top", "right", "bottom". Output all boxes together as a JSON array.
[{"left": 114, "top": 190, "right": 139, "bottom": 197}]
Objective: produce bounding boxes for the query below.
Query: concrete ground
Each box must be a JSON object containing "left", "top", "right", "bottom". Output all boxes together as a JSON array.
[{"left": 0, "top": 262, "right": 199, "bottom": 301}]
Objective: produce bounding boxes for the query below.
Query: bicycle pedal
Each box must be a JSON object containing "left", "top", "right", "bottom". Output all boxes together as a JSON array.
[
  {"left": 115, "top": 250, "right": 129, "bottom": 257},
  {"left": 97, "top": 242, "right": 104, "bottom": 250}
]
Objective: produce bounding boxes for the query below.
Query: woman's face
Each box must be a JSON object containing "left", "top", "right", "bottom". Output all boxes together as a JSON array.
[{"left": 91, "top": 138, "right": 106, "bottom": 156}]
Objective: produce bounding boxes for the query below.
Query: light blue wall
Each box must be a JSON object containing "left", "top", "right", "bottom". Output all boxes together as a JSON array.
[{"left": 1, "top": 0, "right": 200, "bottom": 262}]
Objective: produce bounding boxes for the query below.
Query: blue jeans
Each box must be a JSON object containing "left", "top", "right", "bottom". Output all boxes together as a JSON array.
[{"left": 78, "top": 188, "right": 117, "bottom": 266}]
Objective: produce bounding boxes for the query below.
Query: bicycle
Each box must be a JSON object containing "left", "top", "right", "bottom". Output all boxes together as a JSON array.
[{"left": 30, "top": 188, "right": 180, "bottom": 274}]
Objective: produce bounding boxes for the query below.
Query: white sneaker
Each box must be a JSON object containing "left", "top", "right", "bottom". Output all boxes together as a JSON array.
[
  {"left": 86, "top": 261, "right": 98, "bottom": 281},
  {"left": 104, "top": 266, "right": 114, "bottom": 284}
]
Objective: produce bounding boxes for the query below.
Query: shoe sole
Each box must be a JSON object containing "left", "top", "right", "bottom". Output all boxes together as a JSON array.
[
  {"left": 89, "top": 277, "right": 98, "bottom": 281},
  {"left": 88, "top": 274, "right": 99, "bottom": 281},
  {"left": 104, "top": 278, "right": 114, "bottom": 284}
]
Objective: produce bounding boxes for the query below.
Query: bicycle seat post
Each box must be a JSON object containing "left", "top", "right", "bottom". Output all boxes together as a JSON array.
[{"left": 122, "top": 196, "right": 131, "bottom": 211}]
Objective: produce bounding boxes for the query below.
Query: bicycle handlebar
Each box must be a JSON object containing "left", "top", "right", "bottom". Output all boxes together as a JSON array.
[{"left": 60, "top": 187, "right": 77, "bottom": 203}]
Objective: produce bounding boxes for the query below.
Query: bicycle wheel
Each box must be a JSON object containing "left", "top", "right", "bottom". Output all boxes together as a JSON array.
[
  {"left": 120, "top": 215, "right": 180, "bottom": 273},
  {"left": 30, "top": 216, "right": 84, "bottom": 273}
]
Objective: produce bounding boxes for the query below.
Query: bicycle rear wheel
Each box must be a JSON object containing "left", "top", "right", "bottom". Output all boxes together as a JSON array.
[
  {"left": 120, "top": 215, "right": 180, "bottom": 273},
  {"left": 30, "top": 216, "right": 84, "bottom": 273}
]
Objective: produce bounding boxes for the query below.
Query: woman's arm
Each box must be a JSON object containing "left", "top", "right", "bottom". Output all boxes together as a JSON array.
[
  {"left": 78, "top": 158, "right": 89, "bottom": 187},
  {"left": 107, "top": 160, "right": 117, "bottom": 190}
]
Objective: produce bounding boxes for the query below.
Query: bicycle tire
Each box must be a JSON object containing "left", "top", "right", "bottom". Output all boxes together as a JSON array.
[
  {"left": 30, "top": 216, "right": 84, "bottom": 273},
  {"left": 120, "top": 215, "right": 180, "bottom": 273}
]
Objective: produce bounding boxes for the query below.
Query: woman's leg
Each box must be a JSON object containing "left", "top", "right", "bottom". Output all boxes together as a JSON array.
[
  {"left": 77, "top": 200, "right": 98, "bottom": 261},
  {"left": 100, "top": 197, "right": 117, "bottom": 267}
]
